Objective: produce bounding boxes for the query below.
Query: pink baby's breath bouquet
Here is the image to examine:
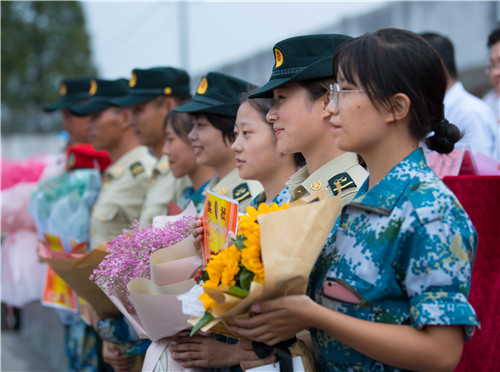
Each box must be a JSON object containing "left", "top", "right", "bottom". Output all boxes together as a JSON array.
[{"left": 91, "top": 215, "right": 195, "bottom": 312}]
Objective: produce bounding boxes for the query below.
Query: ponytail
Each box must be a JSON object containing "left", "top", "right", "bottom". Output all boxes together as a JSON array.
[{"left": 425, "top": 118, "right": 462, "bottom": 154}]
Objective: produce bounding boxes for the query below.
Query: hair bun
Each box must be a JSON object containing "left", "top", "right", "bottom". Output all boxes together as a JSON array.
[{"left": 425, "top": 118, "right": 462, "bottom": 154}]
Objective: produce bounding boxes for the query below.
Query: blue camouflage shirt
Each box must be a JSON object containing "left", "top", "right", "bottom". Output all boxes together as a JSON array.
[
  {"left": 308, "top": 148, "right": 479, "bottom": 371},
  {"left": 178, "top": 179, "right": 211, "bottom": 213},
  {"left": 249, "top": 186, "right": 291, "bottom": 208}
]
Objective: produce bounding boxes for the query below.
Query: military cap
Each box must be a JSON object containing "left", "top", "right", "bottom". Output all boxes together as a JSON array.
[
  {"left": 70, "top": 78, "right": 129, "bottom": 116},
  {"left": 112, "top": 67, "right": 190, "bottom": 107},
  {"left": 173, "top": 72, "right": 256, "bottom": 117},
  {"left": 44, "top": 77, "right": 94, "bottom": 112},
  {"left": 250, "top": 34, "right": 352, "bottom": 98}
]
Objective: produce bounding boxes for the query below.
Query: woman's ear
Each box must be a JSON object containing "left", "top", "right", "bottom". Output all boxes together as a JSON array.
[
  {"left": 386, "top": 93, "right": 410, "bottom": 124},
  {"left": 321, "top": 92, "right": 332, "bottom": 119}
]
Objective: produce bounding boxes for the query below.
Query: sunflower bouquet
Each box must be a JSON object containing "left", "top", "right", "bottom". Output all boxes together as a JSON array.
[{"left": 185, "top": 190, "right": 341, "bottom": 338}]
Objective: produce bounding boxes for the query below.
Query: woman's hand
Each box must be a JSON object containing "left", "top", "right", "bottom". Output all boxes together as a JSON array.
[
  {"left": 170, "top": 332, "right": 240, "bottom": 368},
  {"left": 102, "top": 341, "right": 134, "bottom": 372},
  {"left": 230, "top": 295, "right": 315, "bottom": 346},
  {"left": 192, "top": 213, "right": 204, "bottom": 257},
  {"left": 237, "top": 339, "right": 277, "bottom": 371}
]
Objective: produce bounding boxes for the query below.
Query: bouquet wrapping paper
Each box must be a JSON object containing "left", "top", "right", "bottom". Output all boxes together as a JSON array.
[{"left": 189, "top": 191, "right": 341, "bottom": 335}]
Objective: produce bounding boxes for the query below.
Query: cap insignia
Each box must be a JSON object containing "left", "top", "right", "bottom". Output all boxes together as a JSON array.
[
  {"left": 89, "top": 80, "right": 98, "bottom": 96},
  {"left": 59, "top": 83, "right": 67, "bottom": 96},
  {"left": 130, "top": 72, "right": 137, "bottom": 87},
  {"left": 274, "top": 48, "right": 284, "bottom": 68},
  {"left": 197, "top": 77, "right": 208, "bottom": 95},
  {"left": 164, "top": 87, "right": 172, "bottom": 95}
]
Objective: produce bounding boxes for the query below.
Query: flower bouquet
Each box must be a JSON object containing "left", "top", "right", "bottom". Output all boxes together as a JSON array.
[
  {"left": 182, "top": 190, "right": 341, "bottom": 371},
  {"left": 90, "top": 204, "right": 203, "bottom": 371},
  {"left": 39, "top": 240, "right": 120, "bottom": 319},
  {"left": 1, "top": 154, "right": 65, "bottom": 307}
]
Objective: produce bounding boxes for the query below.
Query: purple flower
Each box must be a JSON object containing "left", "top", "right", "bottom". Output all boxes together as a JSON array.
[{"left": 90, "top": 216, "right": 195, "bottom": 310}]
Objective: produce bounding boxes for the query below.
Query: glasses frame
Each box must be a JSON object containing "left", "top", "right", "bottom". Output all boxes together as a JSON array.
[{"left": 329, "top": 83, "right": 366, "bottom": 110}]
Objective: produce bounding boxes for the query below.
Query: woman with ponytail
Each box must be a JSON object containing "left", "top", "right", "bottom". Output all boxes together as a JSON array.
[{"left": 232, "top": 28, "right": 479, "bottom": 371}]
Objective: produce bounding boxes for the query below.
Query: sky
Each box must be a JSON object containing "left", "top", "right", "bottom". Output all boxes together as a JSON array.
[{"left": 82, "top": 1, "right": 387, "bottom": 79}]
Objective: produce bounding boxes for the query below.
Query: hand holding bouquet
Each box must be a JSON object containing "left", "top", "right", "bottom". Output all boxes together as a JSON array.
[{"left": 187, "top": 191, "right": 340, "bottom": 335}]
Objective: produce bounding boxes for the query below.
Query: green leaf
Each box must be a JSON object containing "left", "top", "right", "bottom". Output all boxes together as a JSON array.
[
  {"left": 233, "top": 235, "right": 247, "bottom": 250},
  {"left": 239, "top": 267, "right": 254, "bottom": 292},
  {"left": 190, "top": 311, "right": 213, "bottom": 336},
  {"left": 229, "top": 285, "right": 249, "bottom": 298}
]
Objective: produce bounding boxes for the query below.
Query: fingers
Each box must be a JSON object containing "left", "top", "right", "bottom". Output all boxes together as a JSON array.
[
  {"left": 102, "top": 342, "right": 134, "bottom": 371},
  {"left": 240, "top": 352, "right": 277, "bottom": 371},
  {"left": 238, "top": 344, "right": 277, "bottom": 371}
]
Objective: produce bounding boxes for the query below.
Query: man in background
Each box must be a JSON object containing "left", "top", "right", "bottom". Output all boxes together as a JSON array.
[
  {"left": 112, "top": 67, "right": 192, "bottom": 226},
  {"left": 422, "top": 32, "right": 498, "bottom": 160}
]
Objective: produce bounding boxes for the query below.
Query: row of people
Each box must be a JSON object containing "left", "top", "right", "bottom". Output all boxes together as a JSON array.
[{"left": 41, "top": 27, "right": 485, "bottom": 371}]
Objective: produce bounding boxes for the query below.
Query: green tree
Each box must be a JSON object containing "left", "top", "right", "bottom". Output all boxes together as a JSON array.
[{"left": 1, "top": 1, "right": 98, "bottom": 133}]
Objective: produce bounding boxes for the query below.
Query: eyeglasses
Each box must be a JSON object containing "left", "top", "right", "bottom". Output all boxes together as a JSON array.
[
  {"left": 486, "top": 63, "right": 500, "bottom": 74},
  {"left": 329, "top": 83, "right": 367, "bottom": 110}
]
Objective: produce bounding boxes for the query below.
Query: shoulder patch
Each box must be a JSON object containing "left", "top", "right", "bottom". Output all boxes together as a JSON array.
[
  {"left": 233, "top": 183, "right": 251, "bottom": 202},
  {"left": 130, "top": 162, "right": 145, "bottom": 177},
  {"left": 328, "top": 172, "right": 357, "bottom": 196}
]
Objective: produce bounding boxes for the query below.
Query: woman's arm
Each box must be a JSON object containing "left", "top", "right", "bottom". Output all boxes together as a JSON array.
[{"left": 231, "top": 295, "right": 464, "bottom": 372}]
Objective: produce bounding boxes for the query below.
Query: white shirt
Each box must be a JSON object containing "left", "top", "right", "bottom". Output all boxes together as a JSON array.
[
  {"left": 444, "top": 81, "right": 499, "bottom": 160},
  {"left": 482, "top": 89, "right": 500, "bottom": 122}
]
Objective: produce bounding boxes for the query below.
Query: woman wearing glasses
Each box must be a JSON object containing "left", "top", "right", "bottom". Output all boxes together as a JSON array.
[
  {"left": 232, "top": 29, "right": 479, "bottom": 371},
  {"left": 249, "top": 34, "right": 367, "bottom": 206}
]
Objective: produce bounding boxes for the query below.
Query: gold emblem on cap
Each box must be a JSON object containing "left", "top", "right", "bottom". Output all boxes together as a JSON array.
[
  {"left": 89, "top": 80, "right": 98, "bottom": 96},
  {"left": 197, "top": 77, "right": 208, "bottom": 95},
  {"left": 130, "top": 72, "right": 137, "bottom": 87},
  {"left": 164, "top": 87, "right": 172, "bottom": 95},
  {"left": 274, "top": 48, "right": 284, "bottom": 68},
  {"left": 310, "top": 181, "right": 322, "bottom": 191},
  {"left": 218, "top": 186, "right": 228, "bottom": 195},
  {"left": 59, "top": 83, "right": 67, "bottom": 96}
]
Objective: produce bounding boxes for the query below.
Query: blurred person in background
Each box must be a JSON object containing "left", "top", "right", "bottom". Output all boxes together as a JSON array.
[
  {"left": 111, "top": 67, "right": 193, "bottom": 226},
  {"left": 422, "top": 32, "right": 499, "bottom": 160},
  {"left": 71, "top": 78, "right": 156, "bottom": 372},
  {"left": 483, "top": 27, "right": 500, "bottom": 126}
]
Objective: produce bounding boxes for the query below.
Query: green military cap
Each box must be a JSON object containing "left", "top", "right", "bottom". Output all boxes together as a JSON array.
[
  {"left": 70, "top": 78, "right": 129, "bottom": 116},
  {"left": 173, "top": 72, "right": 257, "bottom": 117},
  {"left": 112, "top": 67, "right": 190, "bottom": 107},
  {"left": 44, "top": 77, "right": 95, "bottom": 112},
  {"left": 250, "top": 34, "right": 352, "bottom": 98}
]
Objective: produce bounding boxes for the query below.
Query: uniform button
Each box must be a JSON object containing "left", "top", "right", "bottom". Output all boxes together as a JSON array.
[
  {"left": 100, "top": 216, "right": 105, "bottom": 222},
  {"left": 103, "top": 182, "right": 109, "bottom": 188},
  {"left": 218, "top": 187, "right": 228, "bottom": 195},
  {"left": 151, "top": 179, "right": 157, "bottom": 185},
  {"left": 93, "top": 206, "right": 98, "bottom": 211}
]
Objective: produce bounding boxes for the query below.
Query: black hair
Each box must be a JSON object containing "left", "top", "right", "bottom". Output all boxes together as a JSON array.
[
  {"left": 297, "top": 77, "right": 331, "bottom": 108},
  {"left": 164, "top": 110, "right": 193, "bottom": 144},
  {"left": 241, "top": 88, "right": 306, "bottom": 168},
  {"left": 333, "top": 28, "right": 461, "bottom": 154},
  {"left": 487, "top": 27, "right": 500, "bottom": 48},
  {"left": 191, "top": 112, "right": 236, "bottom": 145},
  {"left": 420, "top": 32, "right": 457, "bottom": 78}
]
